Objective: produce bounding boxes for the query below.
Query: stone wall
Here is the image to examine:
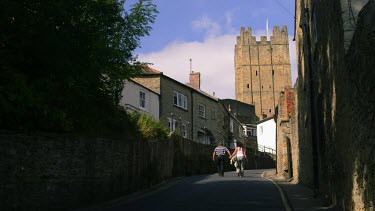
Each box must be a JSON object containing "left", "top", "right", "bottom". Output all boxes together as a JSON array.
[
  {"left": 0, "top": 132, "right": 214, "bottom": 210},
  {"left": 294, "top": 0, "right": 375, "bottom": 209},
  {"left": 0, "top": 131, "right": 275, "bottom": 210},
  {"left": 276, "top": 87, "right": 295, "bottom": 178}
]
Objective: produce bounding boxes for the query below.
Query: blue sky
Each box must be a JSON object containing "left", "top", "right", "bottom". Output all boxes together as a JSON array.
[{"left": 129, "top": 0, "right": 296, "bottom": 99}]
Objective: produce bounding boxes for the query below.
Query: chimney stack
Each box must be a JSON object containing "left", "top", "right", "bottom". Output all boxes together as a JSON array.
[{"left": 187, "top": 71, "right": 201, "bottom": 90}]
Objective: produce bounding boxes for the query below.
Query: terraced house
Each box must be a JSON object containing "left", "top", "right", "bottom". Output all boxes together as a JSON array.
[{"left": 132, "top": 66, "right": 246, "bottom": 146}]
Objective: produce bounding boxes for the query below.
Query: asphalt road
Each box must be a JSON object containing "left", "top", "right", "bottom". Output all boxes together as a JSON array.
[{"left": 97, "top": 169, "right": 285, "bottom": 211}]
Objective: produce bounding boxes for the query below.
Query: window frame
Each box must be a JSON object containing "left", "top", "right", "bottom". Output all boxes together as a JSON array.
[
  {"left": 139, "top": 90, "right": 146, "bottom": 109},
  {"left": 181, "top": 124, "right": 187, "bottom": 138},
  {"left": 173, "top": 91, "right": 187, "bottom": 110},
  {"left": 168, "top": 117, "right": 177, "bottom": 132},
  {"left": 198, "top": 103, "right": 206, "bottom": 118}
]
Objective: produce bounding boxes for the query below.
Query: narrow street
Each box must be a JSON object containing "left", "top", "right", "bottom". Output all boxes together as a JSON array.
[
  {"left": 95, "top": 170, "right": 284, "bottom": 211},
  {"left": 2, "top": 0, "right": 374, "bottom": 210}
]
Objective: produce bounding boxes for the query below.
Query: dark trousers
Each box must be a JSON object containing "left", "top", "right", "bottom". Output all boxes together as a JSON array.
[{"left": 216, "top": 155, "right": 224, "bottom": 176}]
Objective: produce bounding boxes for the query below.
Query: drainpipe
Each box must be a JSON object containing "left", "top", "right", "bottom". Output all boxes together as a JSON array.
[
  {"left": 274, "top": 107, "right": 278, "bottom": 174},
  {"left": 190, "top": 90, "right": 194, "bottom": 142}
]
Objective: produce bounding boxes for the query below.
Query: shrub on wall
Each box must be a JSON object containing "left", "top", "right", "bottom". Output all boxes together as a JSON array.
[{"left": 129, "top": 112, "right": 169, "bottom": 140}]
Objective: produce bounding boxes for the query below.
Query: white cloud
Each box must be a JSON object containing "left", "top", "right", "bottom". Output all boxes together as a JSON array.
[
  {"left": 137, "top": 29, "right": 298, "bottom": 100},
  {"left": 224, "top": 8, "right": 240, "bottom": 34},
  {"left": 138, "top": 34, "right": 237, "bottom": 99},
  {"left": 191, "top": 16, "right": 222, "bottom": 38}
]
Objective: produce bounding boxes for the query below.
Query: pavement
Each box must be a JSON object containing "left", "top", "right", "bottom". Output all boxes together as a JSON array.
[{"left": 262, "top": 170, "right": 337, "bottom": 211}]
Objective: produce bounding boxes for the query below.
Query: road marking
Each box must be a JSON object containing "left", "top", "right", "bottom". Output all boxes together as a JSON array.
[{"left": 261, "top": 172, "right": 292, "bottom": 211}]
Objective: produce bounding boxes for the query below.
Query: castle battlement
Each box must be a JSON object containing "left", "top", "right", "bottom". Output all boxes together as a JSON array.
[
  {"left": 236, "top": 25, "right": 289, "bottom": 45},
  {"left": 270, "top": 25, "right": 288, "bottom": 44}
]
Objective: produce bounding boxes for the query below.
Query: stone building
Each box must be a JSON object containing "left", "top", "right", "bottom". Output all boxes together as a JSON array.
[
  {"left": 280, "top": 0, "right": 374, "bottom": 209},
  {"left": 220, "top": 99, "right": 258, "bottom": 149},
  {"left": 234, "top": 26, "right": 292, "bottom": 120},
  {"left": 274, "top": 87, "right": 295, "bottom": 179},
  {"left": 220, "top": 99, "right": 258, "bottom": 124},
  {"left": 132, "top": 67, "right": 244, "bottom": 146}
]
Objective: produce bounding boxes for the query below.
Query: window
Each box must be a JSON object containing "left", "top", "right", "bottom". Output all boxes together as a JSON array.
[
  {"left": 246, "top": 131, "right": 251, "bottom": 136},
  {"left": 182, "top": 124, "right": 187, "bottom": 138},
  {"left": 211, "top": 108, "right": 216, "bottom": 119},
  {"left": 245, "top": 128, "right": 257, "bottom": 137},
  {"left": 173, "top": 91, "right": 187, "bottom": 109},
  {"left": 168, "top": 118, "right": 177, "bottom": 132},
  {"left": 198, "top": 104, "right": 206, "bottom": 118},
  {"left": 139, "top": 91, "right": 146, "bottom": 109},
  {"left": 197, "top": 131, "right": 209, "bottom": 144}
]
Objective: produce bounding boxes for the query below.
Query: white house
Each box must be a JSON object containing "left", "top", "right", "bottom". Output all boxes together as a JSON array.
[
  {"left": 256, "top": 117, "right": 276, "bottom": 153},
  {"left": 120, "top": 79, "right": 160, "bottom": 120}
]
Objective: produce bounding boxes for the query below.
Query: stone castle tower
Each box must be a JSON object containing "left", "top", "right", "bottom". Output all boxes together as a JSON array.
[{"left": 235, "top": 25, "right": 292, "bottom": 119}]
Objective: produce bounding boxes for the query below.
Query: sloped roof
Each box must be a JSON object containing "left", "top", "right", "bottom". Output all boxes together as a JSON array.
[
  {"left": 136, "top": 66, "right": 219, "bottom": 101},
  {"left": 127, "top": 79, "right": 160, "bottom": 95},
  {"left": 256, "top": 116, "right": 275, "bottom": 125},
  {"left": 141, "top": 66, "right": 162, "bottom": 74}
]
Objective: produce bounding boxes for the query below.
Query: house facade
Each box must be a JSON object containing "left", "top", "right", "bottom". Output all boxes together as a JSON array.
[
  {"left": 120, "top": 79, "right": 160, "bottom": 120},
  {"left": 256, "top": 117, "right": 276, "bottom": 153},
  {"left": 132, "top": 67, "right": 228, "bottom": 145}
]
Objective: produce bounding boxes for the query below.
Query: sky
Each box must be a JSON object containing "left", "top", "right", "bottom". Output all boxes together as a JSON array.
[{"left": 128, "top": 0, "right": 296, "bottom": 99}]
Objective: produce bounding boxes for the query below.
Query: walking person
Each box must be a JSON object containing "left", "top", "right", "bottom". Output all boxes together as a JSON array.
[
  {"left": 230, "top": 142, "right": 247, "bottom": 177},
  {"left": 212, "top": 142, "right": 231, "bottom": 177}
]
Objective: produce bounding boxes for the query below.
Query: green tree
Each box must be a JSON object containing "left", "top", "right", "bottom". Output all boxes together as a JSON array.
[{"left": 0, "top": 0, "right": 158, "bottom": 134}]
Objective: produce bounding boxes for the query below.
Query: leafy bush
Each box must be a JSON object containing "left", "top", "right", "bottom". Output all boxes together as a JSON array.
[{"left": 129, "top": 112, "right": 169, "bottom": 140}]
